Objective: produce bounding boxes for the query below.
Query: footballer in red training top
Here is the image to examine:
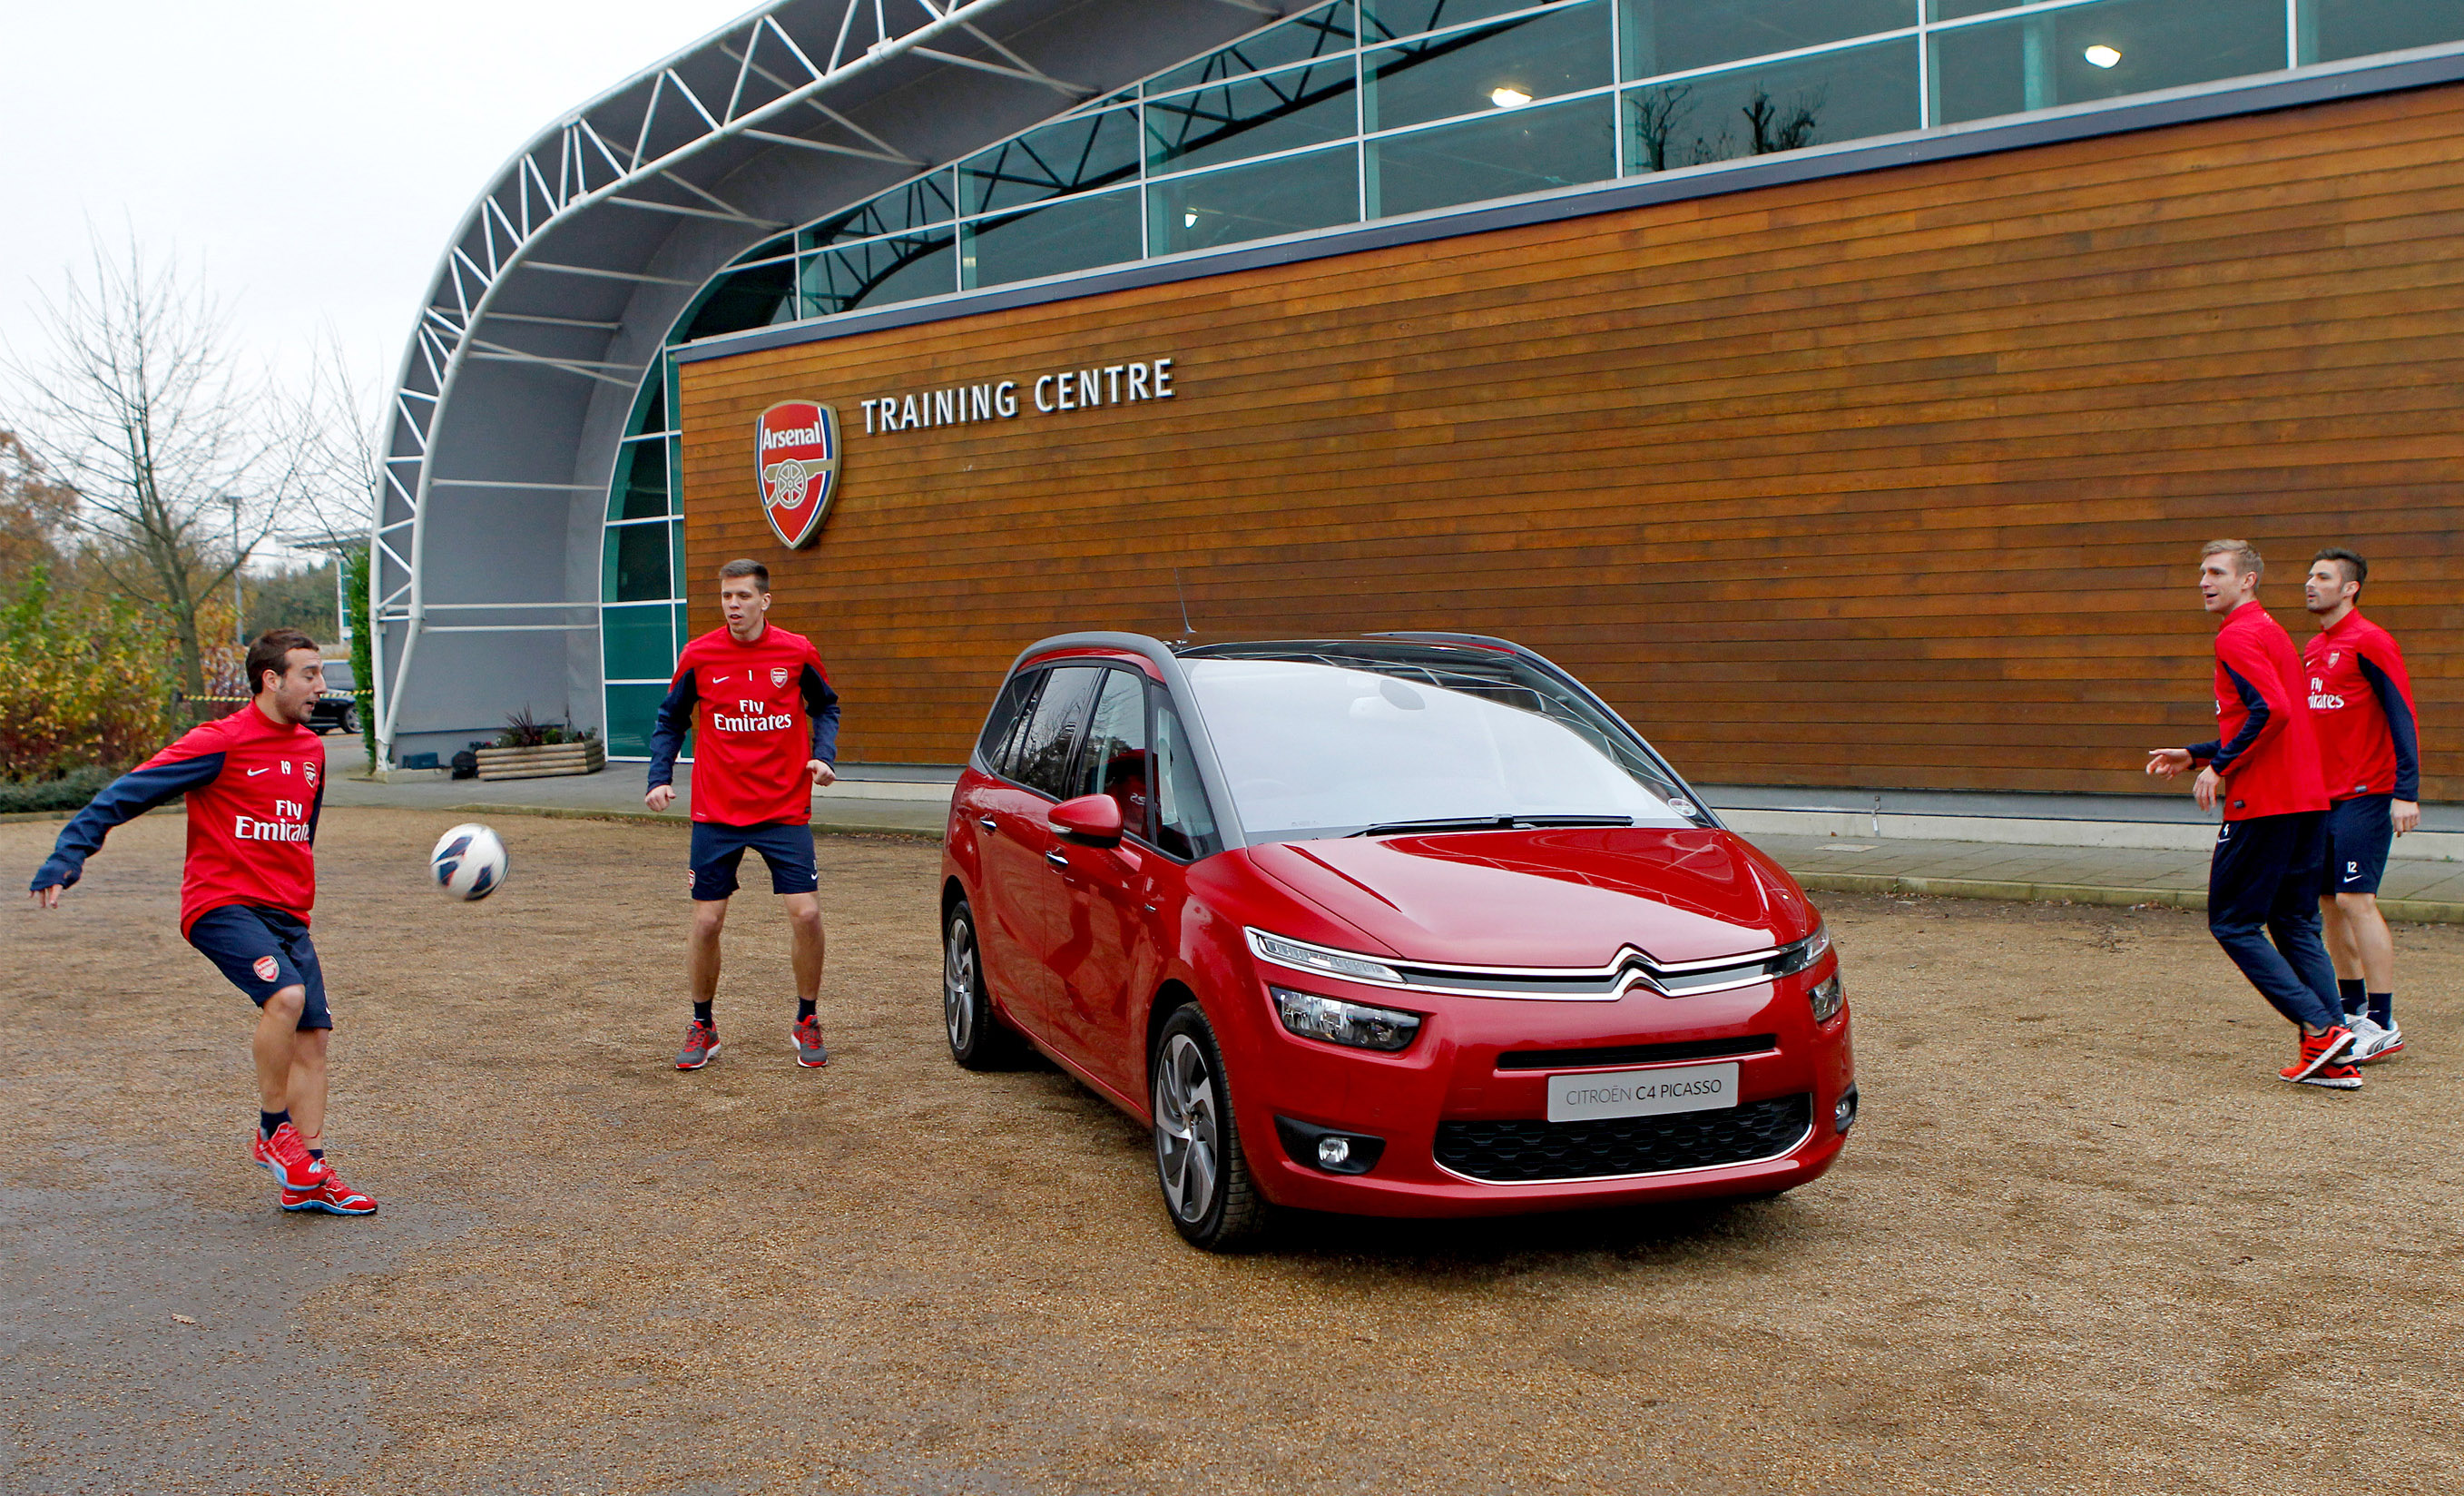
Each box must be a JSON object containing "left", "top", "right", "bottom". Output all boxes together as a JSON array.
[
  {"left": 27, "top": 628, "right": 377, "bottom": 1215},
  {"left": 2147, "top": 540, "right": 2356, "bottom": 1090},
  {"left": 2301, "top": 546, "right": 2421, "bottom": 1063},
  {"left": 644, "top": 558, "right": 842, "bottom": 1071}
]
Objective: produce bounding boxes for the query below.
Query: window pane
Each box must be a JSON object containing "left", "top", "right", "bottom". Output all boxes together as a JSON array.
[
  {"left": 976, "top": 672, "right": 1041, "bottom": 773},
  {"left": 602, "top": 602, "right": 675, "bottom": 682},
  {"left": 963, "top": 189, "right": 1144, "bottom": 289},
  {"left": 1623, "top": 0, "right": 1915, "bottom": 77},
  {"left": 1013, "top": 666, "right": 1104, "bottom": 799},
  {"left": 1153, "top": 3, "right": 1357, "bottom": 92},
  {"left": 609, "top": 438, "right": 667, "bottom": 520},
  {"left": 1365, "top": 1, "right": 1610, "bottom": 132},
  {"left": 1370, "top": 93, "right": 1614, "bottom": 216},
  {"left": 1070, "top": 670, "right": 1155, "bottom": 831},
  {"left": 1153, "top": 702, "right": 1223, "bottom": 861},
  {"left": 602, "top": 683, "right": 672, "bottom": 759},
  {"left": 669, "top": 520, "right": 687, "bottom": 601},
  {"left": 1147, "top": 59, "right": 1360, "bottom": 174},
  {"left": 800, "top": 230, "right": 958, "bottom": 317},
  {"left": 633, "top": 375, "right": 669, "bottom": 437},
  {"left": 1625, "top": 37, "right": 1918, "bottom": 172},
  {"left": 2308, "top": 0, "right": 2464, "bottom": 64},
  {"left": 804, "top": 171, "right": 957, "bottom": 247},
  {"left": 731, "top": 231, "right": 795, "bottom": 265},
  {"left": 604, "top": 521, "right": 672, "bottom": 603},
  {"left": 1928, "top": 0, "right": 2014, "bottom": 18},
  {"left": 1364, "top": 0, "right": 1546, "bottom": 44},
  {"left": 1930, "top": 0, "right": 2285, "bottom": 126},
  {"left": 674, "top": 603, "right": 692, "bottom": 654},
  {"left": 1151, "top": 144, "right": 1362, "bottom": 253},
  {"left": 676, "top": 261, "right": 795, "bottom": 343},
  {"left": 959, "top": 108, "right": 1141, "bottom": 214}
]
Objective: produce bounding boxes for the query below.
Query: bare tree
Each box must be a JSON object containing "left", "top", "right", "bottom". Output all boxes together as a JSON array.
[{"left": 3, "top": 232, "right": 321, "bottom": 694}]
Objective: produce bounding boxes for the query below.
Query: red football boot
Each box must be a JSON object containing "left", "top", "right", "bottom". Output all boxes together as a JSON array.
[
  {"left": 251, "top": 1121, "right": 330, "bottom": 1192},
  {"left": 2279, "top": 1026, "right": 2356, "bottom": 1086},
  {"left": 790, "top": 1015, "right": 830, "bottom": 1068},
  {"left": 282, "top": 1170, "right": 378, "bottom": 1216}
]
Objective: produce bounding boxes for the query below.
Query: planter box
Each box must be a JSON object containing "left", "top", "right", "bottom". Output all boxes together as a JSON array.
[{"left": 474, "top": 740, "right": 605, "bottom": 781}]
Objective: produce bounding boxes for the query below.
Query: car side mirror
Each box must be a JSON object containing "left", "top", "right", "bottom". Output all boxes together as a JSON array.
[{"left": 1050, "top": 793, "right": 1124, "bottom": 848}]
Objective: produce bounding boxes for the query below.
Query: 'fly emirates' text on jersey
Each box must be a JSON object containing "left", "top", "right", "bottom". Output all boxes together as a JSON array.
[
  {"left": 646, "top": 623, "right": 842, "bottom": 826},
  {"left": 2187, "top": 600, "right": 2328, "bottom": 822},
  {"left": 32, "top": 704, "right": 325, "bottom": 935},
  {"left": 2302, "top": 609, "right": 2420, "bottom": 803}
]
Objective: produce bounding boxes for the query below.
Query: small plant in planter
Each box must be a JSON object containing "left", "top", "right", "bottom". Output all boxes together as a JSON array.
[{"left": 477, "top": 711, "right": 605, "bottom": 780}]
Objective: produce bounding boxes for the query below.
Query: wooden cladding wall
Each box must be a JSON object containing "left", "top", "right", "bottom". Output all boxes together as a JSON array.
[{"left": 680, "top": 82, "right": 2464, "bottom": 800}]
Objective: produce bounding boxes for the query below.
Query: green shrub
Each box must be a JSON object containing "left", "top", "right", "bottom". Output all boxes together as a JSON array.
[
  {"left": 0, "top": 568, "right": 180, "bottom": 783},
  {"left": 0, "top": 763, "right": 120, "bottom": 814}
]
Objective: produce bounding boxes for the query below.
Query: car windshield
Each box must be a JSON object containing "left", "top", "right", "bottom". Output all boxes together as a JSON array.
[
  {"left": 1180, "top": 647, "right": 1704, "bottom": 842},
  {"left": 321, "top": 661, "right": 354, "bottom": 690}
]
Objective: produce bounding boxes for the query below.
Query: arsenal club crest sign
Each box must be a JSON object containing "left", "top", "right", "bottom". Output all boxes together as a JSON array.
[{"left": 756, "top": 401, "right": 839, "bottom": 548}]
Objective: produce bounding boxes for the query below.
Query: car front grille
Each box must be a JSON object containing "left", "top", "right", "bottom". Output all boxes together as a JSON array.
[{"left": 1434, "top": 1093, "right": 1812, "bottom": 1183}]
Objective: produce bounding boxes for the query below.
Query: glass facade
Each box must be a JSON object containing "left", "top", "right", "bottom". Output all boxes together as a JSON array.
[{"left": 601, "top": 0, "right": 2464, "bottom": 752}]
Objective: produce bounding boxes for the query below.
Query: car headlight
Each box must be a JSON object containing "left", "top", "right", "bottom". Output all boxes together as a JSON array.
[
  {"left": 1271, "top": 987, "right": 1423, "bottom": 1052},
  {"left": 1771, "top": 922, "right": 1831, "bottom": 978},
  {"left": 1249, "top": 930, "right": 1404, "bottom": 985},
  {"left": 1808, "top": 971, "right": 1845, "bottom": 1025}
]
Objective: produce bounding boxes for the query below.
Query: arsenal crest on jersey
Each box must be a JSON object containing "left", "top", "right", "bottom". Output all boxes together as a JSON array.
[
  {"left": 771, "top": 666, "right": 790, "bottom": 689},
  {"left": 756, "top": 400, "right": 840, "bottom": 548}
]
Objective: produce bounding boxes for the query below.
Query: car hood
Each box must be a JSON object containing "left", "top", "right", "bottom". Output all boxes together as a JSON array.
[{"left": 1244, "top": 826, "right": 1815, "bottom": 968}]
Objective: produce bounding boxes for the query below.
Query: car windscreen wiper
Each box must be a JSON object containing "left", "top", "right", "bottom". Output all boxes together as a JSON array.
[{"left": 1349, "top": 814, "right": 1637, "bottom": 838}]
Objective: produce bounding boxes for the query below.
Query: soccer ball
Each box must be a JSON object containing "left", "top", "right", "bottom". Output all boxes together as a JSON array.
[{"left": 429, "top": 822, "right": 508, "bottom": 901}]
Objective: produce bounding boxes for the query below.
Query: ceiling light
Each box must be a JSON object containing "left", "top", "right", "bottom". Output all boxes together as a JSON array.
[
  {"left": 1183, "top": 210, "right": 1199, "bottom": 227},
  {"left": 1489, "top": 86, "right": 1531, "bottom": 108},
  {"left": 2083, "top": 44, "right": 2121, "bottom": 68}
]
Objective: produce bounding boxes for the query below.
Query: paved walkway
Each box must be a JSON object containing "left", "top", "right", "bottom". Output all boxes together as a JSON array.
[{"left": 305, "top": 739, "right": 2464, "bottom": 922}]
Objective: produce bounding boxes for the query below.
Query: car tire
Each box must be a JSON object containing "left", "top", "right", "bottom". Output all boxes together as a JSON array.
[
  {"left": 341, "top": 705, "right": 359, "bottom": 735},
  {"left": 942, "top": 899, "right": 1027, "bottom": 1071},
  {"left": 1151, "top": 1004, "right": 1270, "bottom": 1252}
]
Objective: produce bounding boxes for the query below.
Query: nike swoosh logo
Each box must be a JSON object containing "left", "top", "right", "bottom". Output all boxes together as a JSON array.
[
  {"left": 712, "top": 674, "right": 730, "bottom": 683},
  {"left": 247, "top": 768, "right": 271, "bottom": 776}
]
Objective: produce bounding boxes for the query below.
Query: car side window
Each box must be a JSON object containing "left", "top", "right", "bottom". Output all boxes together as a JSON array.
[
  {"left": 1153, "top": 697, "right": 1222, "bottom": 861},
  {"left": 1011, "top": 666, "right": 1102, "bottom": 800},
  {"left": 976, "top": 670, "right": 1041, "bottom": 775},
  {"left": 1070, "top": 669, "right": 1153, "bottom": 837}
]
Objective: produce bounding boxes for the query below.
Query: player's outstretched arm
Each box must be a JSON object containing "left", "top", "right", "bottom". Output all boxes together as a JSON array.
[{"left": 29, "top": 750, "right": 224, "bottom": 906}]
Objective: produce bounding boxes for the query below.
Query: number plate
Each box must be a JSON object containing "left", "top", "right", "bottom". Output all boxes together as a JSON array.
[{"left": 1545, "top": 1062, "right": 1740, "bottom": 1123}]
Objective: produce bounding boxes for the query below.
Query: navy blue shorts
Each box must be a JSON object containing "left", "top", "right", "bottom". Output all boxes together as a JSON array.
[
  {"left": 187, "top": 905, "right": 330, "bottom": 1030},
  {"left": 2321, "top": 794, "right": 2394, "bottom": 897},
  {"left": 688, "top": 821, "right": 819, "bottom": 901}
]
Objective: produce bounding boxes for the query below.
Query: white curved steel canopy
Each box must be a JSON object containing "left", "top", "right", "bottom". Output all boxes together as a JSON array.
[{"left": 373, "top": 0, "right": 1292, "bottom": 764}]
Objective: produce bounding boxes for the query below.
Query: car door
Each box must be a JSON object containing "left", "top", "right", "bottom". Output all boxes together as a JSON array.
[
  {"left": 1040, "top": 667, "right": 1159, "bottom": 1097},
  {"left": 977, "top": 664, "right": 1103, "bottom": 1042}
]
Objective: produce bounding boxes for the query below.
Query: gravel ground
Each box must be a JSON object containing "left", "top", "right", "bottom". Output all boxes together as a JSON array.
[{"left": 3, "top": 807, "right": 2459, "bottom": 1495}]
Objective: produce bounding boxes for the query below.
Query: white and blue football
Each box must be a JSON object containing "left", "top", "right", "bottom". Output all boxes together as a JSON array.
[{"left": 429, "top": 822, "right": 508, "bottom": 901}]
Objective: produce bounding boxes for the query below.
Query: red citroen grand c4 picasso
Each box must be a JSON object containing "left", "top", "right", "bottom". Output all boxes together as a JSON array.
[{"left": 938, "top": 633, "right": 1855, "bottom": 1249}]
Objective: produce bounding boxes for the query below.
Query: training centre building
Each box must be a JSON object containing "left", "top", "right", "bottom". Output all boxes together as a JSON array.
[{"left": 374, "top": 0, "right": 2461, "bottom": 814}]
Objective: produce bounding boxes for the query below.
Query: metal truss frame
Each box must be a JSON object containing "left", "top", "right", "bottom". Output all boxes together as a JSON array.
[{"left": 370, "top": 0, "right": 1089, "bottom": 763}]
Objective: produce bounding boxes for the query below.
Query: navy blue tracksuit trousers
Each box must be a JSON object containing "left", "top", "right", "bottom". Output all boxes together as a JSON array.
[{"left": 2208, "top": 811, "right": 2342, "bottom": 1030}]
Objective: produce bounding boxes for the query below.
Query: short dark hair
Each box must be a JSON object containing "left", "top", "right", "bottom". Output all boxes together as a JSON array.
[
  {"left": 2313, "top": 546, "right": 2368, "bottom": 590},
  {"left": 718, "top": 558, "right": 770, "bottom": 592},
  {"left": 246, "top": 628, "right": 319, "bottom": 694}
]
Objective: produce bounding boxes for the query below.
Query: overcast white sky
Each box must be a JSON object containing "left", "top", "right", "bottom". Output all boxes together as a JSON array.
[{"left": 0, "top": 0, "right": 755, "bottom": 424}]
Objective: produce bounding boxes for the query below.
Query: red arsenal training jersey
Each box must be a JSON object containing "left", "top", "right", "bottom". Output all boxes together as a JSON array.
[
  {"left": 645, "top": 624, "right": 842, "bottom": 826},
  {"left": 2190, "top": 602, "right": 2328, "bottom": 822},
  {"left": 2303, "top": 610, "right": 2420, "bottom": 803},
  {"left": 33, "top": 703, "right": 325, "bottom": 935}
]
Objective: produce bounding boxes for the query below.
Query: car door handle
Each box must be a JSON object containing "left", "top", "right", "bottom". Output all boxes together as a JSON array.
[
  {"left": 1044, "top": 849, "right": 1071, "bottom": 871},
  {"left": 977, "top": 817, "right": 998, "bottom": 834}
]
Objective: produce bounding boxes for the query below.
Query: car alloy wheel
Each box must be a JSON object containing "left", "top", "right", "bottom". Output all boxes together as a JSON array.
[
  {"left": 942, "top": 900, "right": 1024, "bottom": 1071},
  {"left": 1150, "top": 1006, "right": 1266, "bottom": 1250}
]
